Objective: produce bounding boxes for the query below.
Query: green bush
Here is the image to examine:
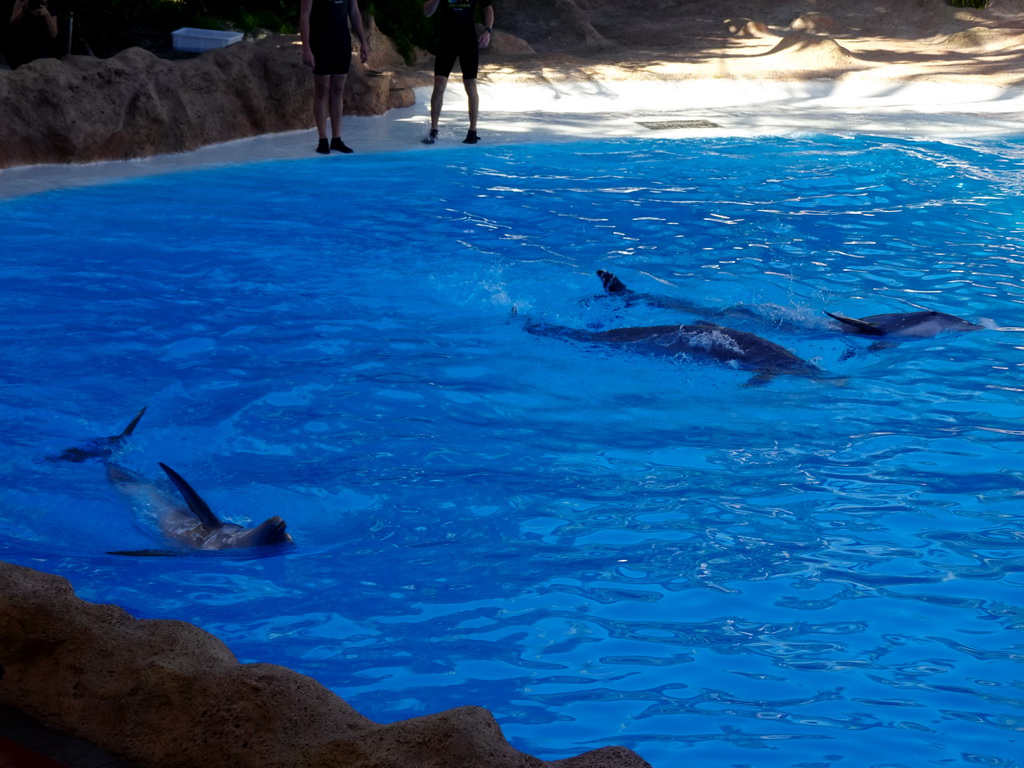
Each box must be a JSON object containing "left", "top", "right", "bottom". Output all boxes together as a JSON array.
[
  {"left": 63, "top": 0, "right": 191, "bottom": 56},
  {"left": 179, "top": 0, "right": 296, "bottom": 34},
  {"left": 56, "top": 0, "right": 433, "bottom": 61},
  {"left": 364, "top": 0, "right": 436, "bottom": 61}
]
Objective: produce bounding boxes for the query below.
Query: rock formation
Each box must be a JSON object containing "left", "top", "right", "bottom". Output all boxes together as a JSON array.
[
  {"left": 789, "top": 12, "right": 842, "bottom": 35},
  {"left": 0, "top": 29, "right": 415, "bottom": 169},
  {"left": 0, "top": 560, "right": 650, "bottom": 768},
  {"left": 496, "top": 0, "right": 605, "bottom": 51},
  {"left": 762, "top": 34, "right": 865, "bottom": 72},
  {"left": 940, "top": 25, "right": 1016, "bottom": 50},
  {"left": 723, "top": 18, "right": 774, "bottom": 39}
]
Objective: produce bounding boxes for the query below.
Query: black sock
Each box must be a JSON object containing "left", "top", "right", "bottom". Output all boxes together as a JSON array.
[
  {"left": 316, "top": 138, "right": 330, "bottom": 155},
  {"left": 330, "top": 137, "right": 353, "bottom": 154}
]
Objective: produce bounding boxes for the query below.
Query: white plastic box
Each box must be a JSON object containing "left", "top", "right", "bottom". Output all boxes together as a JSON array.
[{"left": 172, "top": 28, "right": 244, "bottom": 53}]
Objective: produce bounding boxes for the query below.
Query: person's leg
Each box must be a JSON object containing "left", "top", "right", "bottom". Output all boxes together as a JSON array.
[
  {"left": 464, "top": 77, "right": 479, "bottom": 131},
  {"left": 430, "top": 75, "right": 448, "bottom": 131},
  {"left": 463, "top": 78, "right": 481, "bottom": 143},
  {"left": 422, "top": 75, "right": 448, "bottom": 144},
  {"left": 425, "top": 40, "right": 458, "bottom": 143},
  {"left": 460, "top": 38, "right": 481, "bottom": 144},
  {"left": 327, "top": 73, "right": 353, "bottom": 152},
  {"left": 313, "top": 74, "right": 331, "bottom": 154}
]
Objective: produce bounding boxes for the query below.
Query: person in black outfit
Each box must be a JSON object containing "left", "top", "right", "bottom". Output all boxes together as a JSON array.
[
  {"left": 299, "top": 0, "right": 370, "bottom": 154},
  {"left": 422, "top": 0, "right": 493, "bottom": 145},
  {"left": 6, "top": 0, "right": 58, "bottom": 69}
]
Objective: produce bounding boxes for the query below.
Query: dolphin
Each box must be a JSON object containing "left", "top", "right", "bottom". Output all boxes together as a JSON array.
[
  {"left": 594, "top": 270, "right": 770, "bottom": 325},
  {"left": 595, "top": 269, "right": 729, "bottom": 314},
  {"left": 55, "top": 408, "right": 293, "bottom": 552},
  {"left": 526, "top": 319, "right": 825, "bottom": 385},
  {"left": 49, "top": 407, "right": 148, "bottom": 462},
  {"left": 106, "top": 462, "right": 293, "bottom": 551},
  {"left": 825, "top": 310, "right": 984, "bottom": 338},
  {"left": 597, "top": 270, "right": 986, "bottom": 342}
]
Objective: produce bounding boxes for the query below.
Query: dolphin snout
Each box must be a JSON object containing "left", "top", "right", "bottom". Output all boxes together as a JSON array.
[{"left": 248, "top": 516, "right": 293, "bottom": 547}]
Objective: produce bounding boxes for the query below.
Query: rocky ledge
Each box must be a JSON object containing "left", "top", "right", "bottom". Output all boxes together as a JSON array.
[
  {"left": 0, "top": 560, "right": 650, "bottom": 768},
  {"left": 0, "top": 26, "right": 417, "bottom": 169}
]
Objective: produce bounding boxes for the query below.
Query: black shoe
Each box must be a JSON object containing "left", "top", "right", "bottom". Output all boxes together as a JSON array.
[
  {"left": 463, "top": 130, "right": 480, "bottom": 145},
  {"left": 316, "top": 138, "right": 330, "bottom": 155},
  {"left": 330, "top": 137, "right": 353, "bottom": 154},
  {"left": 422, "top": 128, "right": 439, "bottom": 145}
]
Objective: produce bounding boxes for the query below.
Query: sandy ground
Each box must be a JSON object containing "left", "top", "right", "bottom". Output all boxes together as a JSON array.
[
  {"left": 3, "top": 0, "right": 1024, "bottom": 198},
  {"left": 487, "top": 0, "right": 1024, "bottom": 88}
]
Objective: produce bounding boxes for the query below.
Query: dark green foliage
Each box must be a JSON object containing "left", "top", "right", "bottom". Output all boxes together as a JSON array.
[
  {"left": 179, "top": 0, "right": 296, "bottom": 34},
  {"left": 57, "top": 0, "right": 169, "bottom": 56},
  {"left": 51, "top": 0, "right": 433, "bottom": 61},
  {"left": 949, "top": 0, "right": 992, "bottom": 8},
  {"left": 364, "top": 0, "right": 435, "bottom": 63},
  {"left": 59, "top": 0, "right": 194, "bottom": 56}
]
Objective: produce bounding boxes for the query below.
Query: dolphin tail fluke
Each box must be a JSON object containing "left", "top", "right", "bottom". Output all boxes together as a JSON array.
[
  {"left": 597, "top": 270, "right": 628, "bottom": 294},
  {"left": 119, "top": 407, "right": 148, "bottom": 438},
  {"left": 825, "top": 312, "right": 885, "bottom": 336},
  {"left": 159, "top": 463, "right": 222, "bottom": 528},
  {"left": 49, "top": 406, "right": 148, "bottom": 462}
]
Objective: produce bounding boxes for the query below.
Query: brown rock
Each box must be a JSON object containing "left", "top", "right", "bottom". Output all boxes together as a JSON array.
[
  {"left": 486, "top": 30, "right": 537, "bottom": 56},
  {"left": 723, "top": 18, "right": 774, "bottom": 39},
  {"left": 0, "top": 560, "right": 651, "bottom": 768},
  {"left": 497, "top": 0, "right": 606, "bottom": 51},
  {"left": 790, "top": 13, "right": 842, "bottom": 35},
  {"left": 363, "top": 15, "right": 408, "bottom": 71},
  {"left": 941, "top": 25, "right": 1016, "bottom": 50},
  {"left": 762, "top": 34, "right": 865, "bottom": 71},
  {"left": 0, "top": 33, "right": 415, "bottom": 168}
]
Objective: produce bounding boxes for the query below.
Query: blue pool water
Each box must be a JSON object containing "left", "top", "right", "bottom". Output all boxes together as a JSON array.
[{"left": 2, "top": 135, "right": 1024, "bottom": 767}]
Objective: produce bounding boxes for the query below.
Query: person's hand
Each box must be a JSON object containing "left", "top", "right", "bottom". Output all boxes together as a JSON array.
[
  {"left": 360, "top": 43, "right": 370, "bottom": 64},
  {"left": 478, "top": 29, "right": 491, "bottom": 48},
  {"left": 302, "top": 46, "right": 315, "bottom": 69}
]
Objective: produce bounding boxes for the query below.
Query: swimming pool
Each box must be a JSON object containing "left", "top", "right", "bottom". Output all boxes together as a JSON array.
[{"left": 2, "top": 135, "right": 1023, "bottom": 767}]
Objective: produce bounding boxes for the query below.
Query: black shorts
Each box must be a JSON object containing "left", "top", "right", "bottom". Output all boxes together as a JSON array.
[
  {"left": 434, "top": 30, "right": 480, "bottom": 80},
  {"left": 312, "top": 41, "right": 352, "bottom": 76}
]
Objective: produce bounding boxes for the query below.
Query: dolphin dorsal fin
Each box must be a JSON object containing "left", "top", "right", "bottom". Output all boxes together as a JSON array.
[
  {"left": 597, "top": 270, "right": 628, "bottom": 293},
  {"left": 825, "top": 312, "right": 885, "bottom": 336},
  {"left": 159, "top": 463, "right": 222, "bottom": 528},
  {"left": 119, "top": 407, "right": 148, "bottom": 438}
]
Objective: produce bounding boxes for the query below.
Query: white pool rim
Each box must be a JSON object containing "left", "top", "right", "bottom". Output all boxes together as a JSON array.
[{"left": 3, "top": 77, "right": 1023, "bottom": 200}]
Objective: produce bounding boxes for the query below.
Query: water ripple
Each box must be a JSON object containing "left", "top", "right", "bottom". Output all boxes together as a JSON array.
[{"left": 3, "top": 135, "right": 1024, "bottom": 767}]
